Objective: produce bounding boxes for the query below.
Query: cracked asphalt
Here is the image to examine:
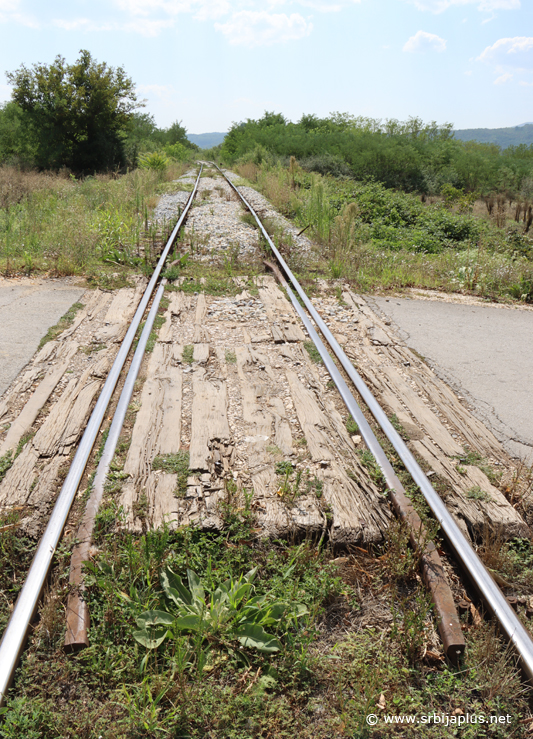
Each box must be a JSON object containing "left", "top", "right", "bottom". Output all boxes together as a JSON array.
[
  {"left": 0, "top": 278, "right": 85, "bottom": 398},
  {"left": 370, "top": 295, "right": 533, "bottom": 461}
]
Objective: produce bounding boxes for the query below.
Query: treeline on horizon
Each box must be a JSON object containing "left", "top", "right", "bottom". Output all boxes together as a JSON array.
[
  {"left": 218, "top": 112, "right": 533, "bottom": 199},
  {"left": 0, "top": 51, "right": 198, "bottom": 174}
]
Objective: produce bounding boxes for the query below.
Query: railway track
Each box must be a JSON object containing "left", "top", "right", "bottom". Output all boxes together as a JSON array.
[{"left": 0, "top": 161, "right": 532, "bottom": 711}]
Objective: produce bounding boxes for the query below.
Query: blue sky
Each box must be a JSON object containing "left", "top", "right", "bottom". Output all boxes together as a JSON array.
[{"left": 0, "top": 0, "right": 532, "bottom": 133}]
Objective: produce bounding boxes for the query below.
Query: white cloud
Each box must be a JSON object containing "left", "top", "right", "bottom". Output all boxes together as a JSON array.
[
  {"left": 477, "top": 0, "right": 519, "bottom": 9},
  {"left": 137, "top": 83, "right": 175, "bottom": 96},
  {"left": 409, "top": 0, "right": 519, "bottom": 13},
  {"left": 116, "top": 0, "right": 193, "bottom": 15},
  {"left": 494, "top": 72, "right": 513, "bottom": 83},
  {"left": 116, "top": 0, "right": 359, "bottom": 14},
  {"left": 477, "top": 36, "right": 533, "bottom": 65},
  {"left": 108, "top": 0, "right": 361, "bottom": 39},
  {"left": 477, "top": 37, "right": 533, "bottom": 86},
  {"left": 0, "top": 0, "right": 39, "bottom": 27},
  {"left": 215, "top": 10, "right": 312, "bottom": 46},
  {"left": 403, "top": 30, "right": 446, "bottom": 52},
  {"left": 193, "top": 0, "right": 231, "bottom": 20},
  {"left": 296, "top": 0, "right": 361, "bottom": 10}
]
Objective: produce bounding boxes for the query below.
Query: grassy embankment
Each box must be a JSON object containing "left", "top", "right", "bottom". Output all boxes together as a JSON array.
[
  {"left": 0, "top": 162, "right": 190, "bottom": 281},
  {"left": 230, "top": 159, "right": 533, "bottom": 303}
]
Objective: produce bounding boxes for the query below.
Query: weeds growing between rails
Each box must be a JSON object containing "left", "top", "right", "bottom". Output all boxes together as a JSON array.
[{"left": 0, "top": 162, "right": 189, "bottom": 277}]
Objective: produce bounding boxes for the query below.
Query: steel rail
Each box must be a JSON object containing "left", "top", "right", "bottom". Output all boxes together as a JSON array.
[
  {"left": 0, "top": 165, "right": 203, "bottom": 705},
  {"left": 263, "top": 259, "right": 465, "bottom": 660},
  {"left": 64, "top": 281, "right": 166, "bottom": 651},
  {"left": 213, "top": 162, "right": 533, "bottom": 682}
]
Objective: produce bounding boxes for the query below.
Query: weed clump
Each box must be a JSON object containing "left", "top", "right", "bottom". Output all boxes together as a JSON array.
[
  {"left": 152, "top": 451, "right": 190, "bottom": 497},
  {"left": 0, "top": 450, "right": 13, "bottom": 483},
  {"left": 304, "top": 341, "right": 322, "bottom": 364},
  {"left": 38, "top": 302, "right": 84, "bottom": 349}
]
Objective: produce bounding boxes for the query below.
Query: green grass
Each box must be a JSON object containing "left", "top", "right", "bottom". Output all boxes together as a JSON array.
[
  {"left": 152, "top": 451, "right": 190, "bottom": 497},
  {"left": 182, "top": 344, "right": 194, "bottom": 364},
  {"left": 0, "top": 450, "right": 13, "bottom": 483},
  {"left": 346, "top": 416, "right": 359, "bottom": 435},
  {"left": 37, "top": 302, "right": 84, "bottom": 349},
  {"left": 2, "top": 513, "right": 529, "bottom": 738},
  {"left": 466, "top": 485, "right": 492, "bottom": 502},
  {"left": 236, "top": 161, "right": 533, "bottom": 303},
  {"left": 0, "top": 163, "right": 188, "bottom": 276},
  {"left": 455, "top": 449, "right": 499, "bottom": 484},
  {"left": 304, "top": 341, "right": 322, "bottom": 364}
]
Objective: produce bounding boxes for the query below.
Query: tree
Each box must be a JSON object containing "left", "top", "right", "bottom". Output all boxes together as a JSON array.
[
  {"left": 6, "top": 50, "right": 141, "bottom": 172},
  {"left": 0, "top": 102, "right": 35, "bottom": 165}
]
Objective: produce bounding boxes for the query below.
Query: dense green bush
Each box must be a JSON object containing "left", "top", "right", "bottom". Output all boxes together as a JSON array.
[{"left": 222, "top": 111, "right": 533, "bottom": 197}]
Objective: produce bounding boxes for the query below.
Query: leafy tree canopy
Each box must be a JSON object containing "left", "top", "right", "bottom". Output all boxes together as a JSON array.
[
  {"left": 220, "top": 110, "right": 533, "bottom": 196},
  {"left": 6, "top": 50, "right": 140, "bottom": 172}
]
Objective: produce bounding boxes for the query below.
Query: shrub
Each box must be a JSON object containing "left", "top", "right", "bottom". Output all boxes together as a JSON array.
[{"left": 138, "top": 151, "right": 170, "bottom": 171}]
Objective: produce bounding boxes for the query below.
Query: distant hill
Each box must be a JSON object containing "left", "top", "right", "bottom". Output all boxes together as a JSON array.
[
  {"left": 187, "top": 132, "right": 227, "bottom": 149},
  {"left": 453, "top": 123, "right": 533, "bottom": 148}
]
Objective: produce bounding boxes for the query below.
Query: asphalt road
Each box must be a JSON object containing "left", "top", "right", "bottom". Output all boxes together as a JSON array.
[
  {"left": 0, "top": 278, "right": 85, "bottom": 398},
  {"left": 370, "top": 296, "right": 533, "bottom": 460}
]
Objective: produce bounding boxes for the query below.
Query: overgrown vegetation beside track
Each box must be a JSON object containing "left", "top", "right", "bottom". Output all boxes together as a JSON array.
[
  {"left": 231, "top": 160, "right": 533, "bottom": 302},
  {"left": 0, "top": 163, "right": 190, "bottom": 277},
  {"left": 220, "top": 112, "right": 533, "bottom": 197}
]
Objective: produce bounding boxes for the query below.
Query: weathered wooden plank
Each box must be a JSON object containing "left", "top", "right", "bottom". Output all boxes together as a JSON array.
[
  {"left": 282, "top": 322, "right": 305, "bottom": 343},
  {"left": 271, "top": 325, "right": 285, "bottom": 343},
  {"left": 285, "top": 364, "right": 391, "bottom": 542},
  {"left": 118, "top": 481, "right": 141, "bottom": 532},
  {"left": 192, "top": 293, "right": 210, "bottom": 343},
  {"left": 148, "top": 472, "right": 179, "bottom": 530},
  {"left": 0, "top": 445, "right": 39, "bottom": 506},
  {"left": 158, "top": 292, "right": 186, "bottom": 343},
  {"left": 404, "top": 355, "right": 502, "bottom": 458},
  {"left": 378, "top": 363, "right": 463, "bottom": 456},
  {"left": 124, "top": 344, "right": 182, "bottom": 477},
  {"left": 57, "top": 379, "right": 102, "bottom": 455},
  {"left": 412, "top": 438, "right": 529, "bottom": 539},
  {"left": 285, "top": 370, "right": 334, "bottom": 462},
  {"left": 268, "top": 397, "right": 293, "bottom": 456},
  {"left": 0, "top": 342, "right": 79, "bottom": 456},
  {"left": 251, "top": 467, "right": 291, "bottom": 537},
  {"left": 93, "top": 284, "right": 144, "bottom": 343},
  {"left": 258, "top": 277, "right": 305, "bottom": 343},
  {"left": 156, "top": 367, "right": 183, "bottom": 457},
  {"left": 236, "top": 346, "right": 272, "bottom": 470},
  {"left": 31, "top": 374, "right": 86, "bottom": 457},
  {"left": 193, "top": 344, "right": 210, "bottom": 364},
  {"left": 58, "top": 290, "right": 110, "bottom": 340},
  {"left": 324, "top": 462, "right": 390, "bottom": 544},
  {"left": 250, "top": 332, "right": 271, "bottom": 344},
  {"left": 215, "top": 347, "right": 228, "bottom": 379},
  {"left": 190, "top": 375, "right": 230, "bottom": 470}
]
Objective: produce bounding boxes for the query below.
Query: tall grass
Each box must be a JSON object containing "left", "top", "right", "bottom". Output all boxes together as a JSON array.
[
  {"left": 0, "top": 161, "right": 189, "bottom": 276},
  {"left": 234, "top": 160, "right": 533, "bottom": 302}
]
